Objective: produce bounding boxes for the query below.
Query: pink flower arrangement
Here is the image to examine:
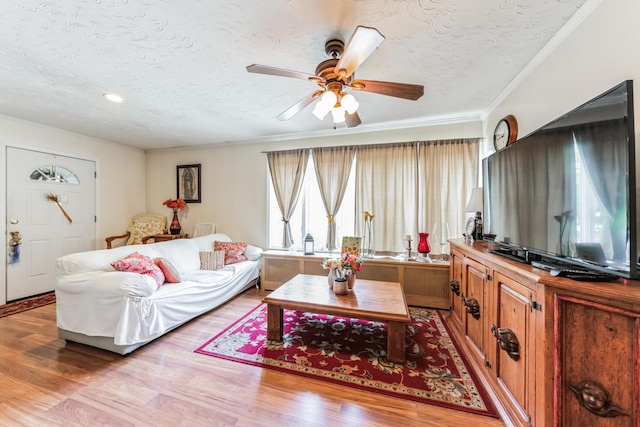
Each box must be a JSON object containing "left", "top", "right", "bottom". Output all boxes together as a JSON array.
[
  {"left": 341, "top": 252, "right": 362, "bottom": 273},
  {"left": 322, "top": 252, "right": 363, "bottom": 276},
  {"left": 162, "top": 198, "right": 187, "bottom": 211}
]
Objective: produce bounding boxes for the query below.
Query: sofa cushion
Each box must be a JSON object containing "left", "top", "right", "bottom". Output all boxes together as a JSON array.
[
  {"left": 155, "top": 257, "right": 181, "bottom": 283},
  {"left": 199, "top": 250, "right": 225, "bottom": 270},
  {"left": 111, "top": 252, "right": 165, "bottom": 288},
  {"left": 214, "top": 241, "right": 248, "bottom": 265},
  {"left": 244, "top": 244, "right": 263, "bottom": 261}
]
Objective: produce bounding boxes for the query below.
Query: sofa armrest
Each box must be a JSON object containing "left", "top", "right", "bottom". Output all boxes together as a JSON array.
[
  {"left": 244, "top": 244, "right": 263, "bottom": 261},
  {"left": 57, "top": 270, "right": 158, "bottom": 299},
  {"left": 119, "top": 272, "right": 159, "bottom": 297}
]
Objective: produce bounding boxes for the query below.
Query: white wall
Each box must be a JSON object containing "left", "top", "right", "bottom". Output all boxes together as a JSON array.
[
  {"left": 485, "top": 0, "right": 640, "bottom": 268},
  {"left": 486, "top": 0, "right": 640, "bottom": 149},
  {"left": 145, "top": 121, "right": 483, "bottom": 248},
  {"left": 0, "top": 115, "right": 147, "bottom": 304}
]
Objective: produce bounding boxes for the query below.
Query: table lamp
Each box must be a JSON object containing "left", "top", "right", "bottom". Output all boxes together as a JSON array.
[{"left": 465, "top": 187, "right": 484, "bottom": 241}]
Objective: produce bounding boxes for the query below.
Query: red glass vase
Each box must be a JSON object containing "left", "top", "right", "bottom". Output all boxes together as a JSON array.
[
  {"left": 169, "top": 208, "right": 181, "bottom": 235},
  {"left": 417, "top": 232, "right": 430, "bottom": 255}
]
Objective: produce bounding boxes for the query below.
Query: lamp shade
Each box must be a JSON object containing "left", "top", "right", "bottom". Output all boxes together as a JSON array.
[
  {"left": 320, "top": 90, "right": 337, "bottom": 107},
  {"left": 313, "top": 91, "right": 338, "bottom": 120},
  {"left": 312, "top": 102, "right": 330, "bottom": 120},
  {"left": 465, "top": 187, "right": 484, "bottom": 213},
  {"left": 341, "top": 93, "right": 359, "bottom": 114},
  {"left": 331, "top": 106, "right": 346, "bottom": 123}
]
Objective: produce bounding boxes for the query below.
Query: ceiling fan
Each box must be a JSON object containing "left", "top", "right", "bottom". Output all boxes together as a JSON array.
[{"left": 246, "top": 25, "right": 424, "bottom": 128}]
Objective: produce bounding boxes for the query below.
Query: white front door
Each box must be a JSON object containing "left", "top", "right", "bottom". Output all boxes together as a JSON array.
[{"left": 6, "top": 147, "right": 96, "bottom": 301}]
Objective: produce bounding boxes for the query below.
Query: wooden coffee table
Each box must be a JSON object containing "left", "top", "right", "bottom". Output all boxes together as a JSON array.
[{"left": 262, "top": 274, "right": 411, "bottom": 363}]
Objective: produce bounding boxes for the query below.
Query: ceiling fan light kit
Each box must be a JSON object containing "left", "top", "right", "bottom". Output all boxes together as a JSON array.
[
  {"left": 247, "top": 25, "right": 424, "bottom": 129},
  {"left": 312, "top": 90, "right": 360, "bottom": 123}
]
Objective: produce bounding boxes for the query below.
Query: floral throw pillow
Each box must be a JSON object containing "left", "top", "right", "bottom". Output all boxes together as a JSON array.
[
  {"left": 155, "top": 257, "right": 181, "bottom": 283},
  {"left": 111, "top": 252, "right": 165, "bottom": 289},
  {"left": 213, "top": 241, "right": 248, "bottom": 265}
]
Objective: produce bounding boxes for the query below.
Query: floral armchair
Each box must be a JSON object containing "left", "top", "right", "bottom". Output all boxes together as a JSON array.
[{"left": 105, "top": 214, "right": 167, "bottom": 249}]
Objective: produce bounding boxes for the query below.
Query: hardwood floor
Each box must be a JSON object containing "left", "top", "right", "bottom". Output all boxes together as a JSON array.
[{"left": 0, "top": 288, "right": 505, "bottom": 426}]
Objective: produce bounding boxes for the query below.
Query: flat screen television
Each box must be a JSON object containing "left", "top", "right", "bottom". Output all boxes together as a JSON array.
[{"left": 483, "top": 80, "right": 638, "bottom": 279}]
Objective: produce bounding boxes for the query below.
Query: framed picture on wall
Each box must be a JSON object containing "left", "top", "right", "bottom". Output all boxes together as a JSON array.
[{"left": 177, "top": 164, "right": 201, "bottom": 203}]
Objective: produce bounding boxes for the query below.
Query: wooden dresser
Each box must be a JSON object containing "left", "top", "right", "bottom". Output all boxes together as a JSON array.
[
  {"left": 447, "top": 239, "right": 640, "bottom": 427},
  {"left": 261, "top": 250, "right": 450, "bottom": 309}
]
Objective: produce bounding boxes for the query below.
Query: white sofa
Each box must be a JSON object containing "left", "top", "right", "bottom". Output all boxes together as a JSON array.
[{"left": 55, "top": 233, "right": 261, "bottom": 355}]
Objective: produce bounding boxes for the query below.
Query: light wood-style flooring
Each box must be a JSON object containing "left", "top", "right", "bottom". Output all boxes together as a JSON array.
[{"left": 0, "top": 288, "right": 505, "bottom": 426}]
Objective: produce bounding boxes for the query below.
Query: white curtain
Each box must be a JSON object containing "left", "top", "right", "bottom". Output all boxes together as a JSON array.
[
  {"left": 418, "top": 139, "right": 479, "bottom": 246},
  {"left": 267, "top": 138, "right": 480, "bottom": 256},
  {"left": 312, "top": 146, "right": 356, "bottom": 251},
  {"left": 355, "top": 142, "right": 418, "bottom": 254},
  {"left": 267, "top": 149, "right": 309, "bottom": 248}
]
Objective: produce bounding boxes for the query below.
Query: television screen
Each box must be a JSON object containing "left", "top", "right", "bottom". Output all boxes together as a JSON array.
[{"left": 483, "top": 81, "right": 638, "bottom": 279}]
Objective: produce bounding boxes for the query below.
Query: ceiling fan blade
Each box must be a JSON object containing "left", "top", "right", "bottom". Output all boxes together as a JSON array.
[
  {"left": 345, "top": 111, "right": 361, "bottom": 128},
  {"left": 350, "top": 79, "right": 424, "bottom": 101},
  {"left": 246, "top": 64, "right": 316, "bottom": 81},
  {"left": 335, "top": 26, "right": 385, "bottom": 80},
  {"left": 276, "top": 91, "right": 323, "bottom": 121}
]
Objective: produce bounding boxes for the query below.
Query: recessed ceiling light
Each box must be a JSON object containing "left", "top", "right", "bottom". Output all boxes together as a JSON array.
[{"left": 103, "top": 93, "right": 124, "bottom": 103}]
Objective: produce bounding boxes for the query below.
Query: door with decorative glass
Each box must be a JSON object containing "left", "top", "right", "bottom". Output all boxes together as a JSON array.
[{"left": 6, "top": 147, "right": 96, "bottom": 301}]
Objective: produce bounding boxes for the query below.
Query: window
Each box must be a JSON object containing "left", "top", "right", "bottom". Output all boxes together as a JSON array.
[
  {"left": 267, "top": 139, "right": 480, "bottom": 255},
  {"left": 269, "top": 155, "right": 355, "bottom": 252},
  {"left": 30, "top": 165, "right": 79, "bottom": 183}
]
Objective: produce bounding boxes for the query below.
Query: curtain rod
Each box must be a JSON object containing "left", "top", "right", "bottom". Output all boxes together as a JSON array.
[{"left": 260, "top": 137, "right": 481, "bottom": 154}]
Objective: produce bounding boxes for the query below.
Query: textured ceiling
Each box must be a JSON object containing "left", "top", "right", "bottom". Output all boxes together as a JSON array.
[{"left": 0, "top": 0, "right": 587, "bottom": 150}]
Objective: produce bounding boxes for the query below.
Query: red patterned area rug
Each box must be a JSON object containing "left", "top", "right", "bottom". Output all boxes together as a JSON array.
[
  {"left": 0, "top": 292, "right": 56, "bottom": 318},
  {"left": 195, "top": 304, "right": 498, "bottom": 417}
]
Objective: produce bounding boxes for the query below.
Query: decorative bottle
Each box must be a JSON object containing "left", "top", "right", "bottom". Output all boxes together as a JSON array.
[
  {"left": 169, "top": 208, "right": 181, "bottom": 235},
  {"left": 417, "top": 232, "right": 431, "bottom": 256}
]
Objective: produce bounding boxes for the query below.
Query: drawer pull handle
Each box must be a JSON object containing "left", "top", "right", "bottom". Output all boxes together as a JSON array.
[
  {"left": 496, "top": 327, "right": 520, "bottom": 361},
  {"left": 568, "top": 381, "right": 629, "bottom": 418},
  {"left": 450, "top": 279, "right": 460, "bottom": 296},
  {"left": 461, "top": 296, "right": 480, "bottom": 320}
]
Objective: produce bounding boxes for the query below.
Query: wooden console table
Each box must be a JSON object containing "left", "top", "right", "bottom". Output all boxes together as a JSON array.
[
  {"left": 142, "top": 233, "right": 189, "bottom": 244},
  {"left": 261, "top": 250, "right": 450, "bottom": 309}
]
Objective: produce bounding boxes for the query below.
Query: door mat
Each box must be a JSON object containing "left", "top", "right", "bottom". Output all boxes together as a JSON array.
[{"left": 0, "top": 292, "right": 56, "bottom": 318}]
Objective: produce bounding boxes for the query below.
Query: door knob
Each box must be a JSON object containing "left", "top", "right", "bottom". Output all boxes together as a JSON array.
[{"left": 10, "top": 219, "right": 18, "bottom": 224}]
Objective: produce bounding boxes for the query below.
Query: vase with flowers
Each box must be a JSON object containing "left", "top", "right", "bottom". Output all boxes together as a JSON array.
[
  {"left": 322, "top": 252, "right": 363, "bottom": 291},
  {"left": 321, "top": 257, "right": 340, "bottom": 288},
  {"left": 341, "top": 252, "right": 363, "bottom": 290},
  {"left": 162, "top": 198, "right": 187, "bottom": 234}
]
